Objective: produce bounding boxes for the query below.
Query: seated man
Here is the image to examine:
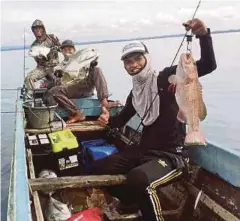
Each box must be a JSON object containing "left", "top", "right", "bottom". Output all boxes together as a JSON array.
[
  {"left": 91, "top": 18, "right": 217, "bottom": 221},
  {"left": 44, "top": 39, "right": 119, "bottom": 124},
  {"left": 25, "top": 19, "right": 61, "bottom": 92}
]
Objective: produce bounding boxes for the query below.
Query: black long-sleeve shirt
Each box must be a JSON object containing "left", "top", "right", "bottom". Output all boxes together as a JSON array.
[{"left": 109, "top": 30, "right": 217, "bottom": 154}]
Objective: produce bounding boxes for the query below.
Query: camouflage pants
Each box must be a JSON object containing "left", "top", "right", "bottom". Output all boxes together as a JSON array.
[
  {"left": 44, "top": 67, "right": 109, "bottom": 114},
  {"left": 24, "top": 67, "right": 55, "bottom": 90}
]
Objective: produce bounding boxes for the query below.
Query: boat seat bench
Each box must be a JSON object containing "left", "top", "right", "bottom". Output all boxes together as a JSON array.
[
  {"left": 24, "top": 121, "right": 107, "bottom": 134},
  {"left": 28, "top": 167, "right": 239, "bottom": 221},
  {"left": 29, "top": 174, "right": 127, "bottom": 191},
  {"left": 28, "top": 174, "right": 193, "bottom": 220}
]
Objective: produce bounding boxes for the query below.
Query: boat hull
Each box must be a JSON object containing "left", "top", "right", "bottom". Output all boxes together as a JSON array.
[{"left": 8, "top": 97, "right": 240, "bottom": 221}]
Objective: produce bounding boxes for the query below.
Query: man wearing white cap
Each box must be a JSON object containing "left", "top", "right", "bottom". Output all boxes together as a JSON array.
[{"left": 91, "top": 18, "right": 217, "bottom": 221}]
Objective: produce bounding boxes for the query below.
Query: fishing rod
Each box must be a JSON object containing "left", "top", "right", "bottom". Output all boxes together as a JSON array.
[
  {"left": 20, "top": 28, "right": 28, "bottom": 101},
  {"left": 125, "top": 0, "right": 202, "bottom": 147}
]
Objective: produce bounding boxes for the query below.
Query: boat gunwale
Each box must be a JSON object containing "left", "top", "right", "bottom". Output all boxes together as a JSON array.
[{"left": 7, "top": 99, "right": 32, "bottom": 221}]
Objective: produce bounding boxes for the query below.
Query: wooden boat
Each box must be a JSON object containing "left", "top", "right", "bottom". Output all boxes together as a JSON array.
[{"left": 7, "top": 94, "right": 240, "bottom": 221}]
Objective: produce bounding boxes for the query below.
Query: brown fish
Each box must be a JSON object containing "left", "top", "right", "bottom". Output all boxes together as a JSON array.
[{"left": 168, "top": 53, "right": 207, "bottom": 146}]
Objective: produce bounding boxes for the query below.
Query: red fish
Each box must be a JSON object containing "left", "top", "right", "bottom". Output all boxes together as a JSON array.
[{"left": 168, "top": 53, "right": 207, "bottom": 146}]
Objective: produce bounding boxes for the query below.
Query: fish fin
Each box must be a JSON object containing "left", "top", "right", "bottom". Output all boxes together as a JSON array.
[
  {"left": 168, "top": 75, "right": 178, "bottom": 84},
  {"left": 199, "top": 101, "right": 207, "bottom": 121},
  {"left": 169, "top": 75, "right": 185, "bottom": 84},
  {"left": 177, "top": 109, "right": 187, "bottom": 123},
  {"left": 168, "top": 84, "right": 177, "bottom": 93},
  {"left": 43, "top": 52, "right": 50, "bottom": 59},
  {"left": 197, "top": 82, "right": 207, "bottom": 121},
  {"left": 184, "top": 130, "right": 207, "bottom": 146}
]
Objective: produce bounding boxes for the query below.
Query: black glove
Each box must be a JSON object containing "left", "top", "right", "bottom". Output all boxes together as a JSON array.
[
  {"left": 47, "top": 46, "right": 60, "bottom": 60},
  {"left": 54, "top": 69, "right": 63, "bottom": 78},
  {"left": 51, "top": 45, "right": 60, "bottom": 52}
]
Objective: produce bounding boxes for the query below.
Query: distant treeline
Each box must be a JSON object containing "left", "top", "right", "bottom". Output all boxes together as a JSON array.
[{"left": 1, "top": 29, "right": 240, "bottom": 52}]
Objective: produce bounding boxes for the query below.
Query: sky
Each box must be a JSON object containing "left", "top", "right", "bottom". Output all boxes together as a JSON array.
[{"left": 1, "top": 0, "right": 240, "bottom": 46}]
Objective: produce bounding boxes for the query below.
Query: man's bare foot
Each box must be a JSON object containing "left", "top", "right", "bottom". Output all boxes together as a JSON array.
[{"left": 66, "top": 110, "right": 86, "bottom": 124}]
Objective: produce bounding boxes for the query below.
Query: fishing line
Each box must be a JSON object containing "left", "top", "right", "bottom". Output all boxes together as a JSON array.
[
  {"left": 126, "top": 0, "right": 202, "bottom": 147},
  {"left": 23, "top": 28, "right": 26, "bottom": 79},
  {"left": 20, "top": 27, "right": 29, "bottom": 101}
]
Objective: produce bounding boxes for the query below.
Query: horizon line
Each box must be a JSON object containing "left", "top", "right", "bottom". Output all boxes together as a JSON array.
[{"left": 1, "top": 28, "right": 240, "bottom": 52}]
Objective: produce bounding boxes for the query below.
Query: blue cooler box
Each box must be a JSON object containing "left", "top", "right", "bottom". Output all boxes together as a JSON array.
[{"left": 81, "top": 139, "right": 118, "bottom": 170}]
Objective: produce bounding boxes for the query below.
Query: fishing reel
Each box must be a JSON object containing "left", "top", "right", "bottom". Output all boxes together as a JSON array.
[
  {"left": 106, "top": 127, "right": 121, "bottom": 138},
  {"left": 20, "top": 85, "right": 28, "bottom": 101},
  {"left": 90, "top": 60, "right": 98, "bottom": 68}
]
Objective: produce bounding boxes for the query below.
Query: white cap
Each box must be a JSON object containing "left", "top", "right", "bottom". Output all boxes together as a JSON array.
[{"left": 121, "top": 41, "right": 147, "bottom": 60}]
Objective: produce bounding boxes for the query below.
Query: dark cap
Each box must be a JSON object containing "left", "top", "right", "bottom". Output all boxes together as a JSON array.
[{"left": 60, "top": 40, "right": 75, "bottom": 49}]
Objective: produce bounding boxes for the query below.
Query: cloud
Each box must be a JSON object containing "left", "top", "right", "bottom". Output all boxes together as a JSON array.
[
  {"left": 1, "top": 1, "right": 240, "bottom": 46},
  {"left": 197, "top": 6, "right": 240, "bottom": 20},
  {"left": 155, "top": 12, "right": 179, "bottom": 24}
]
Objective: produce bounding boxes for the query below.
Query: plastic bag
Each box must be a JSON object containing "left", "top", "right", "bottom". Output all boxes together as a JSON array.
[
  {"left": 66, "top": 208, "right": 103, "bottom": 221},
  {"left": 45, "top": 196, "right": 71, "bottom": 221}
]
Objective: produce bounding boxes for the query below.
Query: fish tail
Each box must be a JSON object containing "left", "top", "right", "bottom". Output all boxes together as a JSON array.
[{"left": 184, "top": 130, "right": 207, "bottom": 146}]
